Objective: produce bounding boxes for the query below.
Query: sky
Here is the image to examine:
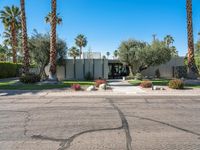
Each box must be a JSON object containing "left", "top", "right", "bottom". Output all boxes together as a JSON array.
[{"left": 0, "top": 0, "right": 200, "bottom": 56}]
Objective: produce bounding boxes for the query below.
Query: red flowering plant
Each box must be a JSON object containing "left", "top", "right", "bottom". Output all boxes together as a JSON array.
[
  {"left": 95, "top": 79, "right": 107, "bottom": 87},
  {"left": 71, "top": 84, "right": 81, "bottom": 91}
]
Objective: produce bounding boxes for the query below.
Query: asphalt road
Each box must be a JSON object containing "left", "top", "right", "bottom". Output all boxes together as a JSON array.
[{"left": 0, "top": 94, "right": 200, "bottom": 150}]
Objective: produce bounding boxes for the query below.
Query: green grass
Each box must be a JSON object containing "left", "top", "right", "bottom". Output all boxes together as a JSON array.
[
  {"left": 129, "top": 79, "right": 170, "bottom": 86},
  {"left": 129, "top": 79, "right": 200, "bottom": 88},
  {"left": 0, "top": 80, "right": 94, "bottom": 90}
]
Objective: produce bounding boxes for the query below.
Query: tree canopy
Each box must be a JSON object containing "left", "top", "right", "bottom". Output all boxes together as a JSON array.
[
  {"left": 118, "top": 39, "right": 173, "bottom": 75},
  {"left": 29, "top": 30, "right": 67, "bottom": 79}
]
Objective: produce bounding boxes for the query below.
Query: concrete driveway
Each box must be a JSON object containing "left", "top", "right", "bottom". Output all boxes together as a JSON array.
[{"left": 0, "top": 94, "right": 200, "bottom": 150}]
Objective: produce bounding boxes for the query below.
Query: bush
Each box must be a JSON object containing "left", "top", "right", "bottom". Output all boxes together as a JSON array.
[
  {"left": 84, "top": 72, "right": 93, "bottom": 81},
  {"left": 168, "top": 79, "right": 184, "bottom": 89},
  {"left": 155, "top": 69, "right": 160, "bottom": 78},
  {"left": 95, "top": 79, "right": 107, "bottom": 87},
  {"left": 134, "top": 73, "right": 143, "bottom": 80},
  {"left": 0, "top": 62, "right": 22, "bottom": 78},
  {"left": 140, "top": 81, "right": 153, "bottom": 88},
  {"left": 71, "top": 84, "right": 81, "bottom": 91},
  {"left": 20, "top": 73, "right": 41, "bottom": 84}
]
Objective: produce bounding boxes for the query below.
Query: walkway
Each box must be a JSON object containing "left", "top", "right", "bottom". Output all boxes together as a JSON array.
[{"left": 108, "top": 79, "right": 145, "bottom": 94}]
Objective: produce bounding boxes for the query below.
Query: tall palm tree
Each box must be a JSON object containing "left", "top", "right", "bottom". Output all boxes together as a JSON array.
[
  {"left": 20, "top": 0, "right": 30, "bottom": 74},
  {"left": 0, "top": 6, "right": 21, "bottom": 63},
  {"left": 106, "top": 52, "right": 110, "bottom": 59},
  {"left": 75, "top": 34, "right": 87, "bottom": 59},
  {"left": 186, "top": 0, "right": 198, "bottom": 78},
  {"left": 45, "top": 12, "right": 62, "bottom": 24},
  {"left": 114, "top": 50, "right": 118, "bottom": 58},
  {"left": 164, "top": 35, "right": 174, "bottom": 47},
  {"left": 68, "top": 46, "right": 80, "bottom": 79},
  {"left": 49, "top": 0, "right": 57, "bottom": 80}
]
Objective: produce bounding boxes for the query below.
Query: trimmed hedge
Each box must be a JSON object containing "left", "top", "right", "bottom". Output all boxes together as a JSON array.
[{"left": 0, "top": 62, "right": 22, "bottom": 79}]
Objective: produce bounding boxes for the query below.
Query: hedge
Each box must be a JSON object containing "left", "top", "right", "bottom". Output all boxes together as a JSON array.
[{"left": 0, "top": 62, "right": 22, "bottom": 79}]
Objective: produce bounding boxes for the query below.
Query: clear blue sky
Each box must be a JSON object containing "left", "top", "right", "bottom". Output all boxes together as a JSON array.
[{"left": 0, "top": 0, "right": 200, "bottom": 56}]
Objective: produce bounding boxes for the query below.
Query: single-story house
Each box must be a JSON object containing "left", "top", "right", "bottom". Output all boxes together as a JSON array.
[{"left": 45, "top": 57, "right": 185, "bottom": 80}]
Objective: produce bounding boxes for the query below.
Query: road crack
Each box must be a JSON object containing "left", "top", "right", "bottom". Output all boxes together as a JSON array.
[
  {"left": 108, "top": 99, "right": 132, "bottom": 150},
  {"left": 127, "top": 115, "right": 200, "bottom": 137},
  {"left": 32, "top": 99, "right": 132, "bottom": 150}
]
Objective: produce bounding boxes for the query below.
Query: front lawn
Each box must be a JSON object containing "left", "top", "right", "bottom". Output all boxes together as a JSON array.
[
  {"left": 129, "top": 79, "right": 170, "bottom": 86},
  {"left": 0, "top": 80, "right": 94, "bottom": 90}
]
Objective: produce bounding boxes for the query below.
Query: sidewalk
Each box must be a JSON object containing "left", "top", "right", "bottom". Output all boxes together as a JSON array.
[{"left": 108, "top": 79, "right": 146, "bottom": 94}]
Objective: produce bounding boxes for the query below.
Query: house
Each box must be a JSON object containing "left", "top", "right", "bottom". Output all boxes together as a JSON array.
[{"left": 45, "top": 57, "right": 185, "bottom": 80}]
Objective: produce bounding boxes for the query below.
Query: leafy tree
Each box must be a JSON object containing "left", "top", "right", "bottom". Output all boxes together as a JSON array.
[
  {"left": 0, "top": 44, "right": 6, "bottom": 61},
  {"left": 75, "top": 34, "right": 87, "bottom": 59},
  {"left": 0, "top": 5, "right": 21, "bottom": 63},
  {"left": 68, "top": 46, "right": 79, "bottom": 79},
  {"left": 118, "top": 39, "right": 172, "bottom": 76},
  {"left": 138, "top": 40, "right": 172, "bottom": 72},
  {"left": 29, "top": 31, "right": 67, "bottom": 79},
  {"left": 118, "top": 39, "right": 147, "bottom": 75}
]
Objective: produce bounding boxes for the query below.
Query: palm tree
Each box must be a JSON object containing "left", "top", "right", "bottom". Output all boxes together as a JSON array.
[
  {"left": 49, "top": 0, "right": 57, "bottom": 80},
  {"left": 0, "top": 6, "right": 21, "bottom": 63},
  {"left": 75, "top": 34, "right": 87, "bottom": 59},
  {"left": 164, "top": 35, "right": 174, "bottom": 47},
  {"left": 20, "top": 0, "right": 30, "bottom": 74},
  {"left": 106, "top": 52, "right": 110, "bottom": 59},
  {"left": 45, "top": 12, "right": 62, "bottom": 24},
  {"left": 186, "top": 0, "right": 198, "bottom": 78},
  {"left": 68, "top": 46, "right": 80, "bottom": 79},
  {"left": 114, "top": 50, "right": 118, "bottom": 58}
]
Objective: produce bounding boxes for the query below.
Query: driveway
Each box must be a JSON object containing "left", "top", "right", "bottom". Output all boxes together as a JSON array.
[
  {"left": 108, "top": 80, "right": 145, "bottom": 94},
  {"left": 0, "top": 94, "right": 200, "bottom": 150}
]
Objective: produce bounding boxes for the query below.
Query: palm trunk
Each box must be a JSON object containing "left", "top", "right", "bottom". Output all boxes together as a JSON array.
[
  {"left": 186, "top": 0, "right": 198, "bottom": 78},
  {"left": 79, "top": 46, "right": 82, "bottom": 59},
  {"left": 20, "top": 0, "right": 30, "bottom": 74},
  {"left": 11, "top": 23, "right": 17, "bottom": 63},
  {"left": 49, "top": 0, "right": 57, "bottom": 80}
]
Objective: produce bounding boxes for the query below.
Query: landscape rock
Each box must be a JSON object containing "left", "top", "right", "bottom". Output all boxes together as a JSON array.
[
  {"left": 99, "top": 84, "right": 107, "bottom": 90},
  {"left": 152, "top": 86, "right": 165, "bottom": 91},
  {"left": 86, "top": 85, "right": 96, "bottom": 91}
]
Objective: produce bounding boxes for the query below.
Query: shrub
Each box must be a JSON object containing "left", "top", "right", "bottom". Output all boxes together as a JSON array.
[
  {"left": 0, "top": 62, "right": 22, "bottom": 78},
  {"left": 95, "top": 79, "right": 107, "bottom": 87},
  {"left": 84, "top": 72, "right": 93, "bottom": 81},
  {"left": 20, "top": 73, "right": 41, "bottom": 84},
  {"left": 168, "top": 79, "right": 184, "bottom": 89},
  {"left": 134, "top": 73, "right": 143, "bottom": 80},
  {"left": 155, "top": 69, "right": 160, "bottom": 78},
  {"left": 71, "top": 84, "right": 81, "bottom": 91},
  {"left": 140, "top": 81, "right": 153, "bottom": 88}
]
